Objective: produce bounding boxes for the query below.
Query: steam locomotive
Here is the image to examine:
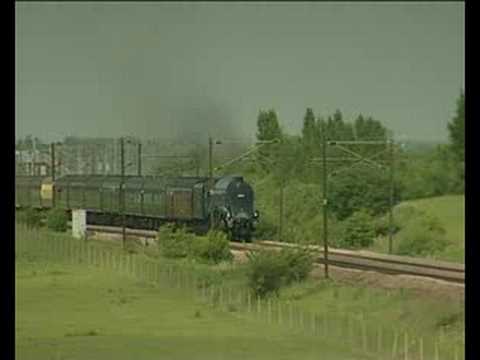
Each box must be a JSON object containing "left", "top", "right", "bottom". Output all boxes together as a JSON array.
[{"left": 15, "top": 174, "right": 259, "bottom": 241}]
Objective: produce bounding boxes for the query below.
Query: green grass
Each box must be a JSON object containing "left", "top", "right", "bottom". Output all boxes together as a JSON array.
[
  {"left": 15, "top": 259, "right": 373, "bottom": 360},
  {"left": 401, "top": 195, "right": 465, "bottom": 251},
  {"left": 281, "top": 279, "right": 464, "bottom": 339},
  {"left": 372, "top": 195, "right": 464, "bottom": 263}
]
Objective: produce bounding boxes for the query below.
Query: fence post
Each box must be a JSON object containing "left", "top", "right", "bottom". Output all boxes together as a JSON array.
[
  {"left": 392, "top": 332, "right": 398, "bottom": 359},
  {"left": 377, "top": 326, "right": 383, "bottom": 354},
  {"left": 361, "top": 315, "right": 367, "bottom": 353},
  {"left": 247, "top": 292, "right": 251, "bottom": 313},
  {"left": 278, "top": 302, "right": 282, "bottom": 326},
  {"left": 419, "top": 337, "right": 424, "bottom": 360},
  {"left": 219, "top": 286, "right": 224, "bottom": 308},
  {"left": 300, "top": 310, "right": 304, "bottom": 332},
  {"left": 323, "top": 313, "right": 327, "bottom": 337},
  {"left": 289, "top": 303, "right": 294, "bottom": 329},
  {"left": 403, "top": 331, "right": 409, "bottom": 360},
  {"left": 267, "top": 298, "right": 272, "bottom": 324}
]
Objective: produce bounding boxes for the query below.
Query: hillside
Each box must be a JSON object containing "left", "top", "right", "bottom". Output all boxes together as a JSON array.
[{"left": 372, "top": 195, "right": 464, "bottom": 263}]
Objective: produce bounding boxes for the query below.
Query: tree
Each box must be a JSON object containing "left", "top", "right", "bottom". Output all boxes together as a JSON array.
[
  {"left": 354, "top": 115, "right": 386, "bottom": 140},
  {"left": 256, "top": 109, "right": 283, "bottom": 171},
  {"left": 447, "top": 90, "right": 465, "bottom": 163},
  {"left": 340, "top": 209, "right": 376, "bottom": 249},
  {"left": 256, "top": 109, "right": 282, "bottom": 142},
  {"left": 448, "top": 91, "right": 465, "bottom": 192},
  {"left": 301, "top": 108, "right": 316, "bottom": 157},
  {"left": 328, "top": 166, "right": 400, "bottom": 220}
]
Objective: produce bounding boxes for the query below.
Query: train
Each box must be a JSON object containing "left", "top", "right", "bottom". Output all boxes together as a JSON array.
[{"left": 15, "top": 174, "right": 260, "bottom": 241}]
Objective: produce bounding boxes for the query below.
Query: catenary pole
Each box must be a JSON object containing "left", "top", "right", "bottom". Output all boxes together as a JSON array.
[
  {"left": 120, "top": 137, "right": 126, "bottom": 250},
  {"left": 322, "top": 123, "right": 329, "bottom": 279}
]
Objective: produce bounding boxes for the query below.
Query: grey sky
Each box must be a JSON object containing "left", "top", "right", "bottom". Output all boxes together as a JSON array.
[{"left": 16, "top": 2, "right": 464, "bottom": 143}]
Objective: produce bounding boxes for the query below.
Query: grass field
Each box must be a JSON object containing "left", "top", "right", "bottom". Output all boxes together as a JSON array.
[
  {"left": 15, "top": 259, "right": 373, "bottom": 360},
  {"left": 401, "top": 195, "right": 465, "bottom": 261},
  {"left": 281, "top": 278, "right": 464, "bottom": 343}
]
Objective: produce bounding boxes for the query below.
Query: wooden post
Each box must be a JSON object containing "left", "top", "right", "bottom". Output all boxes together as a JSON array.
[
  {"left": 289, "top": 303, "right": 294, "bottom": 328},
  {"left": 377, "top": 326, "right": 383, "bottom": 354},
  {"left": 403, "top": 332, "right": 409, "bottom": 360},
  {"left": 348, "top": 315, "right": 354, "bottom": 345},
  {"left": 268, "top": 298, "right": 272, "bottom": 323},
  {"left": 392, "top": 332, "right": 398, "bottom": 358},
  {"left": 300, "top": 310, "right": 304, "bottom": 331},
  {"left": 434, "top": 337, "right": 439, "bottom": 360},
  {"left": 323, "top": 314, "right": 327, "bottom": 337},
  {"left": 362, "top": 317, "right": 367, "bottom": 353},
  {"left": 419, "top": 338, "right": 424, "bottom": 360},
  {"left": 278, "top": 302, "right": 282, "bottom": 326}
]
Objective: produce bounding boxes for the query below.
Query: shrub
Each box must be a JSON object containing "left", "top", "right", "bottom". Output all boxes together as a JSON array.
[
  {"left": 254, "top": 218, "right": 277, "bottom": 239},
  {"left": 339, "top": 209, "right": 376, "bottom": 249},
  {"left": 157, "top": 224, "right": 194, "bottom": 259},
  {"left": 280, "top": 247, "right": 314, "bottom": 283},
  {"left": 191, "top": 231, "right": 233, "bottom": 264},
  {"left": 46, "top": 208, "right": 68, "bottom": 232},
  {"left": 396, "top": 214, "right": 448, "bottom": 256},
  {"left": 19, "top": 207, "right": 42, "bottom": 229},
  {"left": 246, "top": 248, "right": 314, "bottom": 297}
]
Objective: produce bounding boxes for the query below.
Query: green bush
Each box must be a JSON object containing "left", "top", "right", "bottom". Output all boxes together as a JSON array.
[
  {"left": 191, "top": 231, "right": 233, "bottom": 264},
  {"left": 254, "top": 218, "right": 277, "bottom": 240},
  {"left": 18, "top": 208, "right": 42, "bottom": 229},
  {"left": 46, "top": 208, "right": 68, "bottom": 232},
  {"left": 157, "top": 224, "right": 194, "bottom": 259},
  {"left": 280, "top": 247, "right": 314, "bottom": 283},
  {"left": 396, "top": 214, "right": 448, "bottom": 256},
  {"left": 339, "top": 209, "right": 376, "bottom": 249},
  {"left": 246, "top": 248, "right": 314, "bottom": 297}
]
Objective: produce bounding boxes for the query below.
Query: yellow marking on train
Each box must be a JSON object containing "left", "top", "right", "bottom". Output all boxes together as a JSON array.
[{"left": 41, "top": 184, "right": 53, "bottom": 200}]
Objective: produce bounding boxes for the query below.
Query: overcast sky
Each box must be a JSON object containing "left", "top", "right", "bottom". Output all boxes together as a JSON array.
[{"left": 16, "top": 2, "right": 464, "bottom": 143}]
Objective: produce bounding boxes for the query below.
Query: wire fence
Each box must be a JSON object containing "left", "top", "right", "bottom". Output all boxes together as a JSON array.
[{"left": 15, "top": 223, "right": 464, "bottom": 360}]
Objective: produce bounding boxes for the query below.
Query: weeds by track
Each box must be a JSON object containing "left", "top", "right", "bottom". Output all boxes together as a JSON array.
[{"left": 85, "top": 225, "right": 465, "bottom": 285}]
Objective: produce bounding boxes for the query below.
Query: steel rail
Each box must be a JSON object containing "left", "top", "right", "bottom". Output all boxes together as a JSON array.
[{"left": 85, "top": 225, "right": 464, "bottom": 284}]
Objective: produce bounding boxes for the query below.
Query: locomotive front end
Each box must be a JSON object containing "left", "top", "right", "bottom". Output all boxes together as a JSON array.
[{"left": 223, "top": 177, "right": 258, "bottom": 241}]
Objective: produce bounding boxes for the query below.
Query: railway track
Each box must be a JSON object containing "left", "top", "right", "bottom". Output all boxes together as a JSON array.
[{"left": 85, "top": 225, "right": 465, "bottom": 285}]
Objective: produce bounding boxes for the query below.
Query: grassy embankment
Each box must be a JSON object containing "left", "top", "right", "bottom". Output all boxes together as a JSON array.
[
  {"left": 15, "top": 220, "right": 464, "bottom": 360},
  {"left": 15, "top": 248, "right": 371, "bottom": 360},
  {"left": 373, "top": 195, "right": 465, "bottom": 263}
]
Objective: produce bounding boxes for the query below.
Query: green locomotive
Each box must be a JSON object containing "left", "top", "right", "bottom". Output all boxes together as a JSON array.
[{"left": 15, "top": 174, "right": 259, "bottom": 241}]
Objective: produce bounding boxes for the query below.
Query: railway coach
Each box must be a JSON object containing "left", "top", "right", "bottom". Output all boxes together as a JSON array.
[{"left": 15, "top": 174, "right": 259, "bottom": 241}]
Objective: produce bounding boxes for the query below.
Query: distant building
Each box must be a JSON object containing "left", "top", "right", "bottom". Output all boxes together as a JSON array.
[{"left": 15, "top": 149, "right": 50, "bottom": 176}]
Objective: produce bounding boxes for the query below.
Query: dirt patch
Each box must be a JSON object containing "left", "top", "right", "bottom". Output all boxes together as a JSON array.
[
  {"left": 233, "top": 250, "right": 464, "bottom": 302},
  {"left": 310, "top": 264, "right": 464, "bottom": 303}
]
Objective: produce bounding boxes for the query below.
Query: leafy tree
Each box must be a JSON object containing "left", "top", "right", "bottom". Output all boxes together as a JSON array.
[
  {"left": 446, "top": 90, "right": 464, "bottom": 190},
  {"left": 339, "top": 209, "right": 376, "bottom": 249},
  {"left": 255, "top": 109, "right": 283, "bottom": 171},
  {"left": 447, "top": 90, "right": 464, "bottom": 163},
  {"left": 256, "top": 109, "right": 282, "bottom": 142},
  {"left": 354, "top": 115, "right": 387, "bottom": 140},
  {"left": 328, "top": 166, "right": 399, "bottom": 220},
  {"left": 302, "top": 108, "right": 317, "bottom": 157},
  {"left": 397, "top": 145, "right": 463, "bottom": 199}
]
